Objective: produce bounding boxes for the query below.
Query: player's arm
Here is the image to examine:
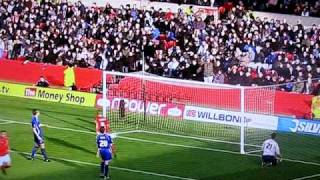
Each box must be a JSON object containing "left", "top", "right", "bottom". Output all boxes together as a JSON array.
[
  {"left": 96, "top": 148, "right": 100, "bottom": 158},
  {"left": 111, "top": 143, "right": 117, "bottom": 158},
  {"left": 31, "top": 121, "right": 43, "bottom": 141},
  {"left": 32, "top": 127, "right": 42, "bottom": 140},
  {"left": 109, "top": 137, "right": 116, "bottom": 158},
  {"left": 96, "top": 135, "right": 101, "bottom": 158}
]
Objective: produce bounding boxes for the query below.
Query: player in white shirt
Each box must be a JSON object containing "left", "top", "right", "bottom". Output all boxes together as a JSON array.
[{"left": 261, "top": 132, "right": 282, "bottom": 167}]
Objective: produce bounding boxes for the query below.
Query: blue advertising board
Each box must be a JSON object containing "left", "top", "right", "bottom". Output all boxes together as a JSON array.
[{"left": 278, "top": 117, "right": 320, "bottom": 136}]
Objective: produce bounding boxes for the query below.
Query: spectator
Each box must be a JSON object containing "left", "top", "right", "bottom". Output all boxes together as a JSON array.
[
  {"left": 293, "top": 78, "right": 305, "bottom": 93},
  {"left": 167, "top": 58, "right": 179, "bottom": 78},
  {"left": 213, "top": 70, "right": 225, "bottom": 84},
  {"left": 225, "top": 0, "right": 320, "bottom": 17},
  {"left": 35, "top": 76, "right": 49, "bottom": 88},
  {"left": 203, "top": 59, "right": 214, "bottom": 83}
]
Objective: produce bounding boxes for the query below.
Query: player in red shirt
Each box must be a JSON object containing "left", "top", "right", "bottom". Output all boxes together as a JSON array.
[
  {"left": 0, "top": 130, "right": 11, "bottom": 175},
  {"left": 95, "top": 112, "right": 110, "bottom": 134}
]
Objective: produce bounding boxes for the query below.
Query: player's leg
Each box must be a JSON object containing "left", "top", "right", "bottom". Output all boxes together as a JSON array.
[
  {"left": 1, "top": 163, "right": 11, "bottom": 175},
  {"left": 271, "top": 156, "right": 278, "bottom": 166},
  {"left": 101, "top": 151, "right": 112, "bottom": 179},
  {"left": 99, "top": 150, "right": 105, "bottom": 178},
  {"left": 103, "top": 160, "right": 111, "bottom": 180},
  {"left": 261, "top": 156, "right": 265, "bottom": 167},
  {"left": 29, "top": 143, "right": 39, "bottom": 160},
  {"left": 0, "top": 165, "right": 6, "bottom": 175},
  {"left": 261, "top": 156, "right": 272, "bottom": 167},
  {"left": 100, "top": 161, "right": 105, "bottom": 178},
  {"left": 40, "top": 143, "right": 49, "bottom": 162}
]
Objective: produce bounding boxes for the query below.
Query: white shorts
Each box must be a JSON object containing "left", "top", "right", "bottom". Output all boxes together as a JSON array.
[{"left": 0, "top": 154, "right": 11, "bottom": 166}]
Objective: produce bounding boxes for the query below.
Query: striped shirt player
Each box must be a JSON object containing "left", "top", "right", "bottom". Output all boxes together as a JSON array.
[
  {"left": 29, "top": 109, "right": 50, "bottom": 162},
  {"left": 97, "top": 126, "right": 113, "bottom": 179},
  {"left": 261, "top": 133, "right": 282, "bottom": 166},
  {"left": 0, "top": 130, "right": 11, "bottom": 175}
]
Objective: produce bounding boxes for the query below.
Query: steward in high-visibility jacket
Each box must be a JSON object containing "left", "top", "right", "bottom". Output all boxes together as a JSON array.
[
  {"left": 64, "top": 64, "right": 75, "bottom": 89},
  {"left": 311, "top": 96, "right": 320, "bottom": 119}
]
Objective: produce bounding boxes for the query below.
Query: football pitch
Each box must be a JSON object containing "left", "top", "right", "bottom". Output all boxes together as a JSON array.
[{"left": 0, "top": 95, "right": 320, "bottom": 180}]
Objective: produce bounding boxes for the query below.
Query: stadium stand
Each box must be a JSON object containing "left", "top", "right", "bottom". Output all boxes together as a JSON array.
[
  {"left": 231, "top": 0, "right": 320, "bottom": 17},
  {"left": 0, "top": 0, "right": 320, "bottom": 95},
  {"left": 149, "top": 0, "right": 212, "bottom": 6},
  {"left": 152, "top": 0, "right": 320, "bottom": 17}
]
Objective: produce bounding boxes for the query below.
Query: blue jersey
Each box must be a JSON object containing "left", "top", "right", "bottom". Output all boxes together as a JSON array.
[
  {"left": 31, "top": 116, "right": 43, "bottom": 139},
  {"left": 96, "top": 134, "right": 112, "bottom": 150},
  {"left": 97, "top": 134, "right": 113, "bottom": 161}
]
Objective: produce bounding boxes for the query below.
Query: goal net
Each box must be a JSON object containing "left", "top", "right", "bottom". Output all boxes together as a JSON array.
[{"left": 98, "top": 71, "right": 276, "bottom": 154}]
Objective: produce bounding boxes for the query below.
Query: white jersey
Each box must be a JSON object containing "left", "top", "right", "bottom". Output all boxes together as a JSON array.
[{"left": 262, "top": 139, "right": 280, "bottom": 157}]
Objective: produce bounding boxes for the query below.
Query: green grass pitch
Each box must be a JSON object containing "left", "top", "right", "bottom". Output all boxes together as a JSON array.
[{"left": 0, "top": 95, "right": 320, "bottom": 180}]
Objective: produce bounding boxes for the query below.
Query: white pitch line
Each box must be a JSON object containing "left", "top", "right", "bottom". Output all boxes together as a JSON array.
[
  {"left": 1, "top": 118, "right": 320, "bottom": 167},
  {"left": 0, "top": 121, "right": 14, "bottom": 125},
  {"left": 245, "top": 149, "right": 263, "bottom": 154},
  {"left": 0, "top": 118, "right": 138, "bottom": 136},
  {"left": 293, "top": 174, "right": 320, "bottom": 180},
  {"left": 10, "top": 150, "right": 196, "bottom": 180}
]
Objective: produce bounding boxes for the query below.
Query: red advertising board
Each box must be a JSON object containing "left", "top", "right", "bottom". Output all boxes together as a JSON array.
[{"left": 96, "top": 95, "right": 185, "bottom": 118}]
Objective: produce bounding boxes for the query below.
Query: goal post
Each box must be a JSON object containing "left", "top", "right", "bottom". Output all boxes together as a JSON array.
[
  {"left": 102, "top": 70, "right": 107, "bottom": 118},
  {"left": 100, "top": 71, "right": 276, "bottom": 154},
  {"left": 240, "top": 87, "right": 245, "bottom": 154}
]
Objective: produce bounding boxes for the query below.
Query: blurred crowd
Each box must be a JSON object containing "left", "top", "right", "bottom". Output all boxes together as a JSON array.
[
  {"left": 150, "top": 0, "right": 212, "bottom": 6},
  {"left": 233, "top": 0, "right": 320, "bottom": 17},
  {"left": 151, "top": 0, "right": 320, "bottom": 17},
  {"left": 1, "top": 0, "right": 320, "bottom": 94}
]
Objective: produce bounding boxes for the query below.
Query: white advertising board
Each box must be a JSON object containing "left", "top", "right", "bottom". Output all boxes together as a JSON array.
[{"left": 183, "top": 105, "right": 278, "bottom": 130}]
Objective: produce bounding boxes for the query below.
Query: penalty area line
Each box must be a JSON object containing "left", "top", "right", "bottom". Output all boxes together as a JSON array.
[
  {"left": 10, "top": 150, "right": 197, "bottom": 180},
  {"left": 0, "top": 121, "right": 14, "bottom": 125},
  {"left": 0, "top": 118, "right": 138, "bottom": 136},
  {"left": 293, "top": 174, "right": 320, "bottom": 180},
  {"left": 1, "top": 118, "right": 320, "bottom": 167}
]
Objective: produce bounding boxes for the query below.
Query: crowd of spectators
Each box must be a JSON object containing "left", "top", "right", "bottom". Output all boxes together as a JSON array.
[
  {"left": 150, "top": 0, "right": 320, "bottom": 17},
  {"left": 150, "top": 0, "right": 212, "bottom": 6},
  {"left": 236, "top": 0, "right": 320, "bottom": 17},
  {"left": 0, "top": 0, "right": 320, "bottom": 95}
]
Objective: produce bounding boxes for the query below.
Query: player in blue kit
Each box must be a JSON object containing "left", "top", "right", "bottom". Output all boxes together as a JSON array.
[
  {"left": 28, "top": 109, "right": 50, "bottom": 162},
  {"left": 97, "top": 126, "right": 114, "bottom": 179}
]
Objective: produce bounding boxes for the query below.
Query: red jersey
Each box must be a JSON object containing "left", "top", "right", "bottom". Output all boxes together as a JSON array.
[
  {"left": 0, "top": 136, "right": 9, "bottom": 156},
  {"left": 95, "top": 115, "right": 110, "bottom": 133}
]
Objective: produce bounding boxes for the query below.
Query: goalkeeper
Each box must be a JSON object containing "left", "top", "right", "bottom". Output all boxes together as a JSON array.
[{"left": 261, "top": 132, "right": 282, "bottom": 167}]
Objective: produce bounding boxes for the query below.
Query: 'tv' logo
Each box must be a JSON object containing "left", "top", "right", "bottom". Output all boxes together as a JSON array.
[
  {"left": 0, "top": 86, "right": 9, "bottom": 94},
  {"left": 289, "top": 119, "right": 299, "bottom": 132}
]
